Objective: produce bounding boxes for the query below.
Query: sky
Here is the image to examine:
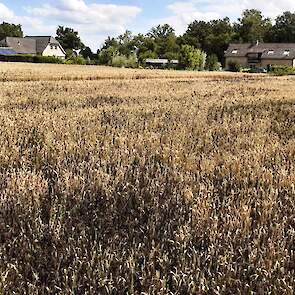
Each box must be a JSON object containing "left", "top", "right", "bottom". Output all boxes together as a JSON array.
[{"left": 1, "top": 0, "right": 295, "bottom": 51}]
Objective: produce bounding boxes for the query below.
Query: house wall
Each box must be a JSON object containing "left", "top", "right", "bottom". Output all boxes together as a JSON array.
[
  {"left": 42, "top": 44, "right": 65, "bottom": 59},
  {"left": 225, "top": 57, "right": 248, "bottom": 69},
  {"left": 261, "top": 59, "right": 294, "bottom": 68},
  {"left": 226, "top": 57, "right": 295, "bottom": 69},
  {"left": 0, "top": 39, "right": 7, "bottom": 46}
]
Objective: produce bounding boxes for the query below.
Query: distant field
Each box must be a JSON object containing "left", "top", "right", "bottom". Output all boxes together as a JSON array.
[{"left": 1, "top": 63, "right": 295, "bottom": 294}]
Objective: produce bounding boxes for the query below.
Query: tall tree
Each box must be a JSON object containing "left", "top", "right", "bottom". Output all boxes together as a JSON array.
[
  {"left": 56, "top": 26, "right": 84, "bottom": 51},
  {"left": 147, "top": 24, "right": 175, "bottom": 39},
  {"left": 182, "top": 18, "right": 234, "bottom": 60},
  {"left": 101, "top": 36, "right": 119, "bottom": 50},
  {"left": 205, "top": 18, "right": 234, "bottom": 61},
  {"left": 117, "top": 30, "right": 137, "bottom": 57},
  {"left": 234, "top": 9, "right": 272, "bottom": 42},
  {"left": 148, "top": 24, "right": 179, "bottom": 59},
  {"left": 182, "top": 21, "right": 212, "bottom": 49},
  {"left": 80, "top": 46, "right": 94, "bottom": 60},
  {"left": 271, "top": 12, "right": 295, "bottom": 42},
  {"left": 133, "top": 34, "right": 157, "bottom": 63},
  {"left": 0, "top": 22, "right": 23, "bottom": 40},
  {"left": 183, "top": 18, "right": 233, "bottom": 61}
]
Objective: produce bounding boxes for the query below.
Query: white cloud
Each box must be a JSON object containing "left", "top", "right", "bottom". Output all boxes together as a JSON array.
[
  {"left": 0, "top": 0, "right": 142, "bottom": 50},
  {"left": 0, "top": 2, "right": 15, "bottom": 20},
  {"left": 0, "top": 2, "right": 51, "bottom": 34},
  {"left": 59, "top": 0, "right": 88, "bottom": 11},
  {"left": 26, "top": 0, "right": 142, "bottom": 48},
  {"left": 2, "top": 0, "right": 295, "bottom": 50},
  {"left": 160, "top": 0, "right": 295, "bottom": 34}
]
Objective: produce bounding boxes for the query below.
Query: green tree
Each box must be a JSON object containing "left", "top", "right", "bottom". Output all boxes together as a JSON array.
[
  {"left": 179, "top": 45, "right": 206, "bottom": 71},
  {"left": 101, "top": 36, "right": 119, "bottom": 50},
  {"left": 98, "top": 46, "right": 118, "bottom": 65},
  {"left": 234, "top": 9, "right": 272, "bottom": 42},
  {"left": 182, "top": 18, "right": 233, "bottom": 62},
  {"left": 56, "top": 26, "right": 84, "bottom": 51},
  {"left": 148, "top": 24, "right": 179, "bottom": 58},
  {"left": 205, "top": 18, "right": 234, "bottom": 61},
  {"left": 148, "top": 24, "right": 175, "bottom": 39},
  {"left": 133, "top": 34, "right": 157, "bottom": 63},
  {"left": 206, "top": 54, "right": 220, "bottom": 71},
  {"left": 80, "top": 46, "right": 94, "bottom": 60},
  {"left": 99, "top": 32, "right": 137, "bottom": 60},
  {"left": 182, "top": 21, "right": 211, "bottom": 49},
  {"left": 271, "top": 12, "right": 295, "bottom": 42},
  {"left": 117, "top": 30, "right": 136, "bottom": 57},
  {"left": 0, "top": 22, "right": 23, "bottom": 40}
]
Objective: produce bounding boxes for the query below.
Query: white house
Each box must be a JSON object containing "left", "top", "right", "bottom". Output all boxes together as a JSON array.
[{"left": 0, "top": 36, "right": 66, "bottom": 59}]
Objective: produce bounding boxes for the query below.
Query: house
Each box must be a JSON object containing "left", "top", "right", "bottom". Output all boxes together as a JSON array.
[
  {"left": 225, "top": 42, "right": 295, "bottom": 69},
  {"left": 0, "top": 36, "right": 66, "bottom": 59}
]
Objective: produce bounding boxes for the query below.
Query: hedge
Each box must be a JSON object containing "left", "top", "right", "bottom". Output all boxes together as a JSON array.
[{"left": 0, "top": 54, "right": 63, "bottom": 64}]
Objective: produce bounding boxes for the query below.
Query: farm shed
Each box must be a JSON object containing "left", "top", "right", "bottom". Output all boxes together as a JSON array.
[{"left": 145, "top": 58, "right": 179, "bottom": 68}]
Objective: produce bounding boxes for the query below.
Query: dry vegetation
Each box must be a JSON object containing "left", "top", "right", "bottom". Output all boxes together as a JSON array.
[{"left": 1, "top": 63, "right": 295, "bottom": 294}]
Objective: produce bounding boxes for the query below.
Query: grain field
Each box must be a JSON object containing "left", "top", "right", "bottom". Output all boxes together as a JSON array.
[{"left": 1, "top": 63, "right": 295, "bottom": 294}]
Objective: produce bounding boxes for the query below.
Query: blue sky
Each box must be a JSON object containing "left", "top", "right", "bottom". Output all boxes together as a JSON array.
[{"left": 1, "top": 0, "right": 295, "bottom": 50}]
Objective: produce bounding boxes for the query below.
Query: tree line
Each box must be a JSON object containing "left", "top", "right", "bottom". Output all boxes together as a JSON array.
[{"left": 2, "top": 9, "right": 295, "bottom": 69}]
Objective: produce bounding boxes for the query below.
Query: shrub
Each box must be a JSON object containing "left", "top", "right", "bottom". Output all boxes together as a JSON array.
[
  {"left": 111, "top": 54, "right": 138, "bottom": 68},
  {"left": 98, "top": 46, "right": 118, "bottom": 65},
  {"left": 138, "top": 51, "right": 158, "bottom": 65},
  {"left": 125, "top": 54, "right": 138, "bottom": 69},
  {"left": 179, "top": 45, "right": 206, "bottom": 71},
  {"left": 0, "top": 54, "right": 34, "bottom": 63},
  {"left": 111, "top": 55, "right": 128, "bottom": 68},
  {"left": 0, "top": 54, "right": 63, "bottom": 64},
  {"left": 269, "top": 65, "right": 295, "bottom": 76},
  {"left": 33, "top": 55, "right": 63, "bottom": 64},
  {"left": 206, "top": 54, "right": 221, "bottom": 71},
  {"left": 66, "top": 55, "right": 86, "bottom": 65},
  {"left": 227, "top": 61, "right": 242, "bottom": 72}
]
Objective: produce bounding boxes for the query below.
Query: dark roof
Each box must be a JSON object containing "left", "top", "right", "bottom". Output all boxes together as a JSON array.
[
  {"left": 0, "top": 47, "right": 16, "bottom": 55},
  {"left": 0, "top": 36, "right": 66, "bottom": 55},
  {"left": 225, "top": 43, "right": 295, "bottom": 59},
  {"left": 25, "top": 36, "right": 65, "bottom": 54},
  {"left": 0, "top": 37, "right": 36, "bottom": 54},
  {"left": 225, "top": 43, "right": 253, "bottom": 57}
]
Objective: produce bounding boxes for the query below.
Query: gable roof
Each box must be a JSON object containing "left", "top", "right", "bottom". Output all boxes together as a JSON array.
[
  {"left": 225, "top": 43, "right": 295, "bottom": 59},
  {"left": 25, "top": 36, "right": 66, "bottom": 55},
  {"left": 0, "top": 37, "right": 36, "bottom": 54},
  {"left": 0, "top": 36, "right": 66, "bottom": 56}
]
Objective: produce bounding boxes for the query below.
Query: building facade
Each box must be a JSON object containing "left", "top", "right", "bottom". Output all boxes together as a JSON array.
[
  {"left": 0, "top": 36, "right": 66, "bottom": 59},
  {"left": 225, "top": 42, "right": 295, "bottom": 69}
]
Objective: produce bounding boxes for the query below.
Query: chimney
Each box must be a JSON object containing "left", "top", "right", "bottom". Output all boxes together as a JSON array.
[{"left": 256, "top": 40, "right": 259, "bottom": 46}]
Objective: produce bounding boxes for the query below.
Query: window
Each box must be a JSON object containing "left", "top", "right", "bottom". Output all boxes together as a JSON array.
[
  {"left": 55, "top": 45, "right": 57, "bottom": 50},
  {"left": 268, "top": 50, "right": 274, "bottom": 55},
  {"left": 284, "top": 50, "right": 290, "bottom": 56},
  {"left": 50, "top": 45, "right": 53, "bottom": 50},
  {"left": 231, "top": 49, "right": 238, "bottom": 54}
]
